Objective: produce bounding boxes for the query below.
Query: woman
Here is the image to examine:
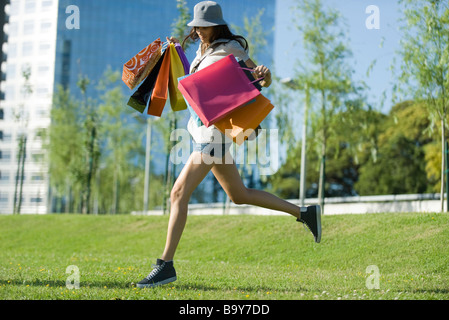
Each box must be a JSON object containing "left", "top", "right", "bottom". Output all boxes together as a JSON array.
[{"left": 137, "top": 1, "right": 321, "bottom": 289}]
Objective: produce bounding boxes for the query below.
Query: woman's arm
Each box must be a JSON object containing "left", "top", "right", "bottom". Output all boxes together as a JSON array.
[{"left": 244, "top": 59, "right": 272, "bottom": 88}]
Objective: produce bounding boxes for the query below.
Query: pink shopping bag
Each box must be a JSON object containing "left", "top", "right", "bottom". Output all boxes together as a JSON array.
[{"left": 178, "top": 54, "right": 261, "bottom": 127}]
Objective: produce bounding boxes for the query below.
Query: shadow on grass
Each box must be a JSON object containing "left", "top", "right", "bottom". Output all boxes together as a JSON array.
[
  {"left": 6, "top": 278, "right": 447, "bottom": 297},
  {"left": 410, "top": 288, "right": 449, "bottom": 295},
  {"left": 1, "top": 278, "right": 309, "bottom": 293},
  {"left": 0, "top": 278, "right": 132, "bottom": 289},
  {"left": 172, "top": 282, "right": 309, "bottom": 294}
]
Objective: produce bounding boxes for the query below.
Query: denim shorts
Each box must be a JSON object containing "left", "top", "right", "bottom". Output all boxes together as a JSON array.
[{"left": 193, "top": 141, "right": 232, "bottom": 158}]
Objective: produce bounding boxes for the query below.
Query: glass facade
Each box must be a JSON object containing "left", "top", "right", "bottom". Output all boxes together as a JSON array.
[{"left": 54, "top": 0, "right": 275, "bottom": 99}]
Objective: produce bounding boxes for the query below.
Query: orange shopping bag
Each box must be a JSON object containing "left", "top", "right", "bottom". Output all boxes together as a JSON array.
[
  {"left": 214, "top": 94, "right": 274, "bottom": 145},
  {"left": 122, "top": 38, "right": 162, "bottom": 90},
  {"left": 147, "top": 43, "right": 171, "bottom": 117}
]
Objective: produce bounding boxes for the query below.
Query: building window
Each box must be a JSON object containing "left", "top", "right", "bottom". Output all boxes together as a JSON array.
[
  {"left": 23, "top": 20, "right": 35, "bottom": 35},
  {"left": 30, "top": 197, "right": 43, "bottom": 203},
  {"left": 10, "top": 1, "right": 20, "bottom": 15},
  {"left": 35, "top": 107, "right": 49, "bottom": 118},
  {"left": 25, "top": 0, "right": 36, "bottom": 14},
  {"left": 40, "top": 21, "right": 52, "bottom": 33},
  {"left": 22, "top": 42, "right": 33, "bottom": 56},
  {"left": 41, "top": 0, "right": 53, "bottom": 11},
  {"left": 36, "top": 86, "right": 49, "bottom": 97},
  {"left": 31, "top": 152, "right": 44, "bottom": 163},
  {"left": 6, "top": 64, "right": 16, "bottom": 79},
  {"left": 0, "top": 193, "right": 8, "bottom": 204},
  {"left": 5, "top": 85, "right": 15, "bottom": 100},
  {"left": 39, "top": 42, "right": 51, "bottom": 55},
  {"left": 0, "top": 171, "right": 10, "bottom": 184},
  {"left": 8, "top": 43, "right": 17, "bottom": 58},
  {"left": 8, "top": 22, "right": 18, "bottom": 37},
  {"left": 37, "top": 64, "right": 50, "bottom": 75},
  {"left": 1, "top": 132, "right": 11, "bottom": 142},
  {"left": 0, "top": 150, "right": 11, "bottom": 162},
  {"left": 31, "top": 173, "right": 44, "bottom": 181}
]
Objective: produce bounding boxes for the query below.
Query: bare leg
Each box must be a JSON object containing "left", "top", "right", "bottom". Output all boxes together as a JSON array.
[
  {"left": 161, "top": 152, "right": 213, "bottom": 261},
  {"left": 212, "top": 160, "right": 301, "bottom": 219}
]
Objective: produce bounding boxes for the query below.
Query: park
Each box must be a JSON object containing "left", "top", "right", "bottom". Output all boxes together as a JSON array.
[{"left": 0, "top": 0, "right": 448, "bottom": 308}]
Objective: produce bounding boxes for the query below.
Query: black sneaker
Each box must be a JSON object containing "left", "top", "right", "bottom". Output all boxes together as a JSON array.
[
  {"left": 136, "top": 259, "right": 177, "bottom": 288},
  {"left": 297, "top": 205, "right": 322, "bottom": 243}
]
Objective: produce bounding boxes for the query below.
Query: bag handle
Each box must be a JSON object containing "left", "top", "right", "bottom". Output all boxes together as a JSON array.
[{"left": 239, "top": 67, "right": 265, "bottom": 84}]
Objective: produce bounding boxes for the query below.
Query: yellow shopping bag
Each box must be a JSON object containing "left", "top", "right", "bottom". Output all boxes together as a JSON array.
[{"left": 168, "top": 43, "right": 187, "bottom": 111}]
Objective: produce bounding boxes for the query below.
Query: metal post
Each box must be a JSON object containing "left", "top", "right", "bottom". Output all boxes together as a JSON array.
[
  {"left": 143, "top": 118, "right": 152, "bottom": 213},
  {"left": 320, "top": 155, "right": 326, "bottom": 212},
  {"left": 299, "top": 84, "right": 309, "bottom": 207},
  {"left": 444, "top": 141, "right": 449, "bottom": 212}
]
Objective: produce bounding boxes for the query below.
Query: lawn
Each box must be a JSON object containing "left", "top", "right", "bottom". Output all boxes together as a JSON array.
[{"left": 0, "top": 212, "right": 448, "bottom": 301}]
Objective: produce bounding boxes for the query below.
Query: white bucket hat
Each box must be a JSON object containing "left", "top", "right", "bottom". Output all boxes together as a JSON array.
[{"left": 187, "top": 1, "right": 228, "bottom": 27}]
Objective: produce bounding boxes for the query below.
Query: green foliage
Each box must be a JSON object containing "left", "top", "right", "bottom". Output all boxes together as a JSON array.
[
  {"left": 44, "top": 69, "right": 156, "bottom": 214},
  {"left": 269, "top": 0, "right": 449, "bottom": 200},
  {"left": 267, "top": 140, "right": 302, "bottom": 199},
  {"left": 355, "top": 101, "right": 434, "bottom": 195},
  {"left": 269, "top": 99, "right": 448, "bottom": 197},
  {"left": 171, "top": 0, "right": 191, "bottom": 47},
  {"left": 396, "top": 0, "right": 449, "bottom": 210},
  {"left": 232, "top": 8, "right": 268, "bottom": 66},
  {"left": 287, "top": 0, "right": 361, "bottom": 206}
]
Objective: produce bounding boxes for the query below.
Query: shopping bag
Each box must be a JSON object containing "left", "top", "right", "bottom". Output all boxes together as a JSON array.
[
  {"left": 122, "top": 38, "right": 162, "bottom": 90},
  {"left": 214, "top": 94, "right": 274, "bottom": 145},
  {"left": 178, "top": 74, "right": 203, "bottom": 126},
  {"left": 175, "top": 43, "right": 190, "bottom": 75},
  {"left": 127, "top": 49, "right": 167, "bottom": 113},
  {"left": 146, "top": 43, "right": 171, "bottom": 117},
  {"left": 168, "top": 43, "right": 187, "bottom": 111},
  {"left": 179, "top": 74, "right": 258, "bottom": 128},
  {"left": 178, "top": 54, "right": 261, "bottom": 127}
]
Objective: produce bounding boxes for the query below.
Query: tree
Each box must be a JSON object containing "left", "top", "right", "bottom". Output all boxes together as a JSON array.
[
  {"left": 268, "top": 104, "right": 385, "bottom": 199},
  {"left": 355, "top": 101, "right": 433, "bottom": 195},
  {"left": 291, "top": 0, "right": 358, "bottom": 210},
  {"left": 396, "top": 0, "right": 449, "bottom": 211},
  {"left": 160, "top": 0, "right": 191, "bottom": 214},
  {"left": 228, "top": 8, "right": 271, "bottom": 206},
  {"left": 13, "top": 65, "right": 32, "bottom": 214},
  {"left": 77, "top": 75, "right": 100, "bottom": 214},
  {"left": 45, "top": 85, "right": 84, "bottom": 213},
  {"left": 97, "top": 68, "right": 144, "bottom": 213}
]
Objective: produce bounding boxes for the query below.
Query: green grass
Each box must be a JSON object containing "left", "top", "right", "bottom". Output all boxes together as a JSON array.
[{"left": 0, "top": 212, "right": 448, "bottom": 300}]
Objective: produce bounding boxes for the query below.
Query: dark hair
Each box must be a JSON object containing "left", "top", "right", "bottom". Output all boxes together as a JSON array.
[{"left": 182, "top": 25, "right": 248, "bottom": 51}]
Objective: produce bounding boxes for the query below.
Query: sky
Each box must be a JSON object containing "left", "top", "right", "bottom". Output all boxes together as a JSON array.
[{"left": 273, "top": 0, "right": 404, "bottom": 113}]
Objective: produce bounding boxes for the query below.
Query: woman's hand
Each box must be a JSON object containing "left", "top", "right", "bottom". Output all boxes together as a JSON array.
[
  {"left": 166, "top": 36, "right": 180, "bottom": 44},
  {"left": 253, "top": 65, "right": 272, "bottom": 88},
  {"left": 244, "top": 59, "right": 273, "bottom": 88}
]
